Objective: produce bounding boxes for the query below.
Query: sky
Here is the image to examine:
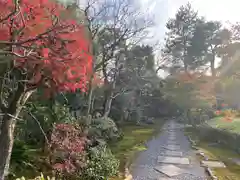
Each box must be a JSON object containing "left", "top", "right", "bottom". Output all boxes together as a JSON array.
[{"left": 140, "top": 0, "right": 240, "bottom": 45}]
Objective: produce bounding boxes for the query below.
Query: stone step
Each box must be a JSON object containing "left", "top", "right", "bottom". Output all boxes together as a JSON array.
[
  {"left": 162, "top": 145, "right": 181, "bottom": 151},
  {"left": 158, "top": 156, "right": 190, "bottom": 165},
  {"left": 161, "top": 150, "right": 183, "bottom": 157},
  {"left": 167, "top": 140, "right": 179, "bottom": 145},
  {"left": 201, "top": 160, "right": 226, "bottom": 168},
  {"left": 168, "top": 137, "right": 176, "bottom": 140},
  {"left": 155, "top": 164, "right": 187, "bottom": 177}
]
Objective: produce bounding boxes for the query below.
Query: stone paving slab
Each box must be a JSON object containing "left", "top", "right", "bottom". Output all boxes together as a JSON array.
[
  {"left": 158, "top": 156, "right": 190, "bottom": 165},
  {"left": 167, "top": 140, "right": 179, "bottom": 145},
  {"left": 155, "top": 164, "right": 186, "bottom": 177},
  {"left": 168, "top": 136, "right": 176, "bottom": 140},
  {"left": 201, "top": 160, "right": 226, "bottom": 168},
  {"left": 163, "top": 145, "right": 181, "bottom": 151},
  {"left": 161, "top": 150, "right": 183, "bottom": 157}
]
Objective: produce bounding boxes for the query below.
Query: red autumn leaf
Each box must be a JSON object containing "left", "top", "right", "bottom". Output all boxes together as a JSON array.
[{"left": 42, "top": 48, "right": 50, "bottom": 58}]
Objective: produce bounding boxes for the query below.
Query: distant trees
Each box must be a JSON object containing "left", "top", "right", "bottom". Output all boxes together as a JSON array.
[{"left": 161, "top": 2, "right": 240, "bottom": 123}]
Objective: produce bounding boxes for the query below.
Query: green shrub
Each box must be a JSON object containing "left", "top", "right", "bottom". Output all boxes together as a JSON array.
[
  {"left": 81, "top": 145, "right": 119, "bottom": 180},
  {"left": 9, "top": 140, "right": 40, "bottom": 178},
  {"left": 88, "top": 117, "right": 120, "bottom": 143}
]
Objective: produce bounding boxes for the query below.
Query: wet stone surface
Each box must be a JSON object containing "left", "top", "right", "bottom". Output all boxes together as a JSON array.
[
  {"left": 155, "top": 164, "right": 187, "bottom": 177},
  {"left": 130, "top": 121, "right": 208, "bottom": 180},
  {"left": 157, "top": 156, "right": 190, "bottom": 165},
  {"left": 160, "top": 150, "right": 183, "bottom": 157},
  {"left": 201, "top": 160, "right": 226, "bottom": 168}
]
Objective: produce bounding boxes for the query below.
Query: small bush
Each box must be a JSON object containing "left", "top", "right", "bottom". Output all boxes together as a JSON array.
[
  {"left": 88, "top": 117, "right": 120, "bottom": 143},
  {"left": 50, "top": 123, "right": 88, "bottom": 177},
  {"left": 81, "top": 145, "right": 119, "bottom": 180}
]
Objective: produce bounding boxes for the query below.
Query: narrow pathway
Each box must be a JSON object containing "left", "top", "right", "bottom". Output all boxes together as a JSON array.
[{"left": 130, "top": 120, "right": 208, "bottom": 180}]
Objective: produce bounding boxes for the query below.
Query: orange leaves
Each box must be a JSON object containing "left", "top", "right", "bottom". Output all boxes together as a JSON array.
[{"left": 215, "top": 109, "right": 235, "bottom": 123}]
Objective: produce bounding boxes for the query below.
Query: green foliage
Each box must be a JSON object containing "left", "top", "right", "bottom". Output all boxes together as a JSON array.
[
  {"left": 9, "top": 140, "right": 41, "bottom": 179},
  {"left": 88, "top": 117, "right": 120, "bottom": 143},
  {"left": 163, "top": 3, "right": 201, "bottom": 71},
  {"left": 11, "top": 100, "right": 79, "bottom": 178},
  {"left": 81, "top": 145, "right": 119, "bottom": 180},
  {"left": 16, "top": 173, "right": 55, "bottom": 180},
  {"left": 19, "top": 99, "right": 75, "bottom": 145}
]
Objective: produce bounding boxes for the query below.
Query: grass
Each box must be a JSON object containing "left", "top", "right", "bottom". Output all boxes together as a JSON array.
[
  {"left": 110, "top": 119, "right": 165, "bottom": 179},
  {"left": 185, "top": 127, "right": 240, "bottom": 180},
  {"left": 207, "top": 117, "right": 240, "bottom": 134}
]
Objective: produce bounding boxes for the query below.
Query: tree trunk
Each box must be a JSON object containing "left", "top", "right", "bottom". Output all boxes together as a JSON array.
[
  {"left": 136, "top": 106, "right": 142, "bottom": 124},
  {"left": 0, "top": 89, "right": 33, "bottom": 180},
  {"left": 183, "top": 60, "right": 188, "bottom": 74},
  {"left": 86, "top": 77, "right": 93, "bottom": 116},
  {"left": 103, "top": 95, "right": 112, "bottom": 118},
  {"left": 103, "top": 79, "right": 116, "bottom": 117},
  {"left": 186, "top": 109, "right": 191, "bottom": 125},
  {"left": 210, "top": 59, "right": 216, "bottom": 77},
  {"left": 103, "top": 80, "right": 117, "bottom": 118},
  {"left": 103, "top": 53, "right": 121, "bottom": 118},
  {"left": 123, "top": 109, "right": 129, "bottom": 121}
]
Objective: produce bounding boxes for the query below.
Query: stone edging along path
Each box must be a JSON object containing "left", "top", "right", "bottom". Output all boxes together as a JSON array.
[{"left": 187, "top": 134, "right": 226, "bottom": 180}]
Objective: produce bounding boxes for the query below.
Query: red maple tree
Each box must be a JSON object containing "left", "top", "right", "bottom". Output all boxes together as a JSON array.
[
  {"left": 0, "top": 0, "right": 92, "bottom": 93},
  {"left": 0, "top": 0, "right": 92, "bottom": 179}
]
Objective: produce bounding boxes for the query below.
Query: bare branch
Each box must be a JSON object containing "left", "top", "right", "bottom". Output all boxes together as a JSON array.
[
  {"left": 111, "top": 88, "right": 130, "bottom": 99},
  {"left": 27, "top": 111, "right": 50, "bottom": 146}
]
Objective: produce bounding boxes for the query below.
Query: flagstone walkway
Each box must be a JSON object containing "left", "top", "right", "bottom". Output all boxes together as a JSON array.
[{"left": 130, "top": 120, "right": 209, "bottom": 180}]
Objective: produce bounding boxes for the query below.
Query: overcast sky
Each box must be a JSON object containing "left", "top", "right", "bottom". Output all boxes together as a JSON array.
[{"left": 140, "top": 0, "right": 240, "bottom": 45}]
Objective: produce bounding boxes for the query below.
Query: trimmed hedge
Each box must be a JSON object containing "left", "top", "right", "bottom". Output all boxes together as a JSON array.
[{"left": 197, "top": 124, "right": 240, "bottom": 153}]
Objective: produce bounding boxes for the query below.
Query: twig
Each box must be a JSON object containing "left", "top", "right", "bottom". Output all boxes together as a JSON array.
[
  {"left": 27, "top": 111, "right": 50, "bottom": 146},
  {"left": 0, "top": 113, "right": 24, "bottom": 121}
]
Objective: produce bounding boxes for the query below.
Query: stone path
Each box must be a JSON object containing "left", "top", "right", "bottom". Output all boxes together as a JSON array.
[{"left": 130, "top": 120, "right": 208, "bottom": 180}]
